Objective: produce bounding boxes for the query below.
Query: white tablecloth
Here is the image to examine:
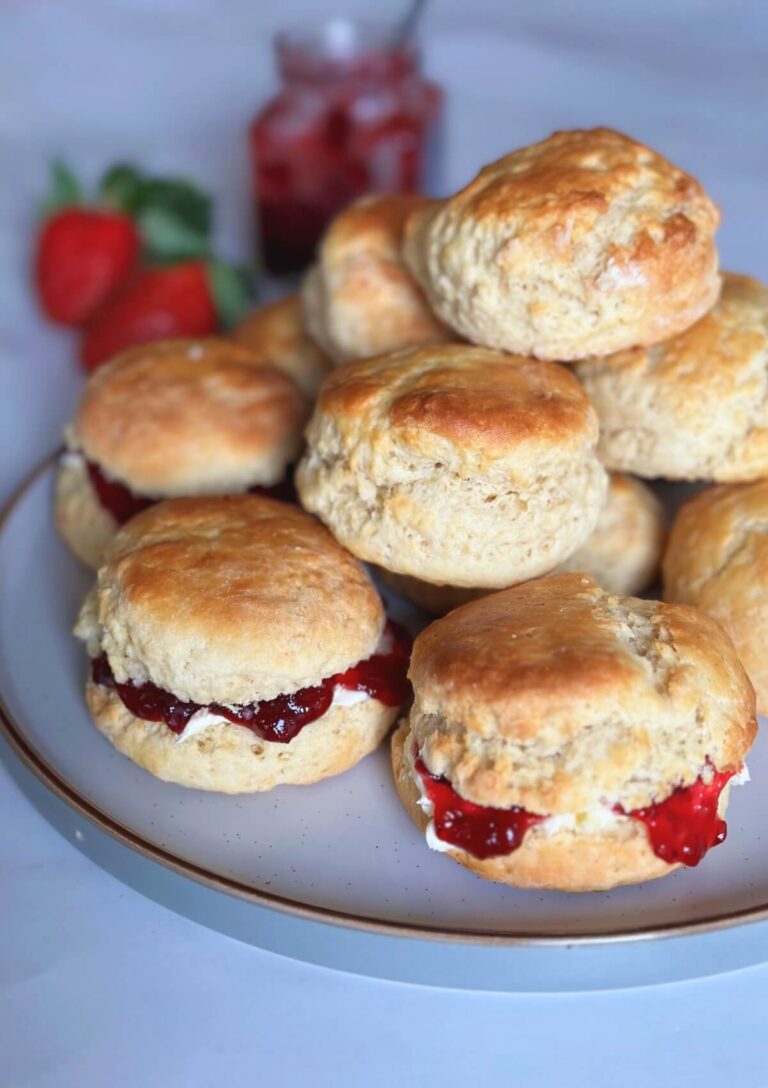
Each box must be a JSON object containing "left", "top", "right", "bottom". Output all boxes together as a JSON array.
[{"left": 2, "top": 2, "right": 768, "bottom": 1083}]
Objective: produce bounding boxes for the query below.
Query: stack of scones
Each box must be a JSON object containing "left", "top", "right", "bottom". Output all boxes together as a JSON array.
[{"left": 59, "top": 127, "right": 765, "bottom": 893}]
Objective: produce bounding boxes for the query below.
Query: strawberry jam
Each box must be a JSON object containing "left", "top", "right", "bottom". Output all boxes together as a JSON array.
[
  {"left": 87, "top": 461, "right": 152, "bottom": 523},
  {"left": 250, "top": 23, "right": 443, "bottom": 274},
  {"left": 86, "top": 460, "right": 296, "bottom": 524},
  {"left": 414, "top": 748, "right": 738, "bottom": 867},
  {"left": 92, "top": 619, "right": 411, "bottom": 744},
  {"left": 414, "top": 754, "right": 545, "bottom": 860},
  {"left": 615, "top": 766, "right": 736, "bottom": 867}
]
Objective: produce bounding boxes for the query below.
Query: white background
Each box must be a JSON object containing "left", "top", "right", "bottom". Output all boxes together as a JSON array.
[{"left": 1, "top": 1, "right": 768, "bottom": 1084}]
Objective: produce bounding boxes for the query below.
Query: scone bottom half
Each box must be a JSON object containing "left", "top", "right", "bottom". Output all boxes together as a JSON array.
[
  {"left": 75, "top": 495, "right": 414, "bottom": 793},
  {"left": 392, "top": 573, "right": 756, "bottom": 893}
]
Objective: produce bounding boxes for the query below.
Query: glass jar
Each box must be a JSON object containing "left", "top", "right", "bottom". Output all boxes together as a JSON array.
[{"left": 250, "top": 19, "right": 444, "bottom": 275}]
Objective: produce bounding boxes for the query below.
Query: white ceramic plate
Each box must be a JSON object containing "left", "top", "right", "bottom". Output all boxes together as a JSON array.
[{"left": 4, "top": 460, "right": 768, "bottom": 990}]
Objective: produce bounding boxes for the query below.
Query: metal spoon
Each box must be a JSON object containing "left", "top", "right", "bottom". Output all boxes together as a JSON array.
[{"left": 391, "top": 0, "right": 427, "bottom": 46}]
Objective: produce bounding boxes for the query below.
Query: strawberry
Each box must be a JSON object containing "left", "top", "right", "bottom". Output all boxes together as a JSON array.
[
  {"left": 34, "top": 161, "right": 217, "bottom": 328},
  {"left": 79, "top": 262, "right": 215, "bottom": 370},
  {"left": 34, "top": 161, "right": 252, "bottom": 365},
  {"left": 35, "top": 207, "right": 140, "bottom": 326},
  {"left": 79, "top": 259, "right": 249, "bottom": 371}
]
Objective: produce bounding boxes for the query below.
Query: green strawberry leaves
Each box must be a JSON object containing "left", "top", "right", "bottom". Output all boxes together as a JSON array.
[
  {"left": 43, "top": 159, "right": 256, "bottom": 331},
  {"left": 206, "top": 260, "right": 252, "bottom": 328},
  {"left": 99, "top": 163, "right": 145, "bottom": 213},
  {"left": 42, "top": 161, "right": 82, "bottom": 213},
  {"left": 138, "top": 205, "right": 211, "bottom": 263},
  {"left": 99, "top": 163, "right": 212, "bottom": 262},
  {"left": 138, "top": 177, "right": 211, "bottom": 235}
]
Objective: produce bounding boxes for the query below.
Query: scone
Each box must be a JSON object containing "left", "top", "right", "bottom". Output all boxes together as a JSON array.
[
  {"left": 296, "top": 344, "right": 608, "bottom": 588},
  {"left": 75, "top": 495, "right": 410, "bottom": 792},
  {"left": 230, "top": 295, "right": 331, "bottom": 399},
  {"left": 392, "top": 573, "right": 756, "bottom": 892},
  {"left": 575, "top": 273, "right": 768, "bottom": 480},
  {"left": 55, "top": 337, "right": 306, "bottom": 568},
  {"left": 403, "top": 127, "right": 720, "bottom": 360},
  {"left": 302, "top": 194, "right": 453, "bottom": 365},
  {"left": 378, "top": 472, "right": 666, "bottom": 614},
  {"left": 663, "top": 480, "right": 768, "bottom": 713}
]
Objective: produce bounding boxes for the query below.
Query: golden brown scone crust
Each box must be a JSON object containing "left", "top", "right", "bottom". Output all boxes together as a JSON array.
[
  {"left": 88, "top": 680, "right": 397, "bottom": 793},
  {"left": 75, "top": 495, "right": 385, "bottom": 705},
  {"left": 575, "top": 273, "right": 768, "bottom": 481},
  {"left": 404, "top": 127, "right": 720, "bottom": 360},
  {"left": 663, "top": 480, "right": 768, "bottom": 713},
  {"left": 70, "top": 338, "right": 306, "bottom": 496},
  {"left": 302, "top": 194, "right": 453, "bottom": 364},
  {"left": 229, "top": 296, "right": 332, "bottom": 399},
  {"left": 296, "top": 345, "right": 607, "bottom": 586},
  {"left": 407, "top": 573, "right": 755, "bottom": 814},
  {"left": 377, "top": 473, "right": 666, "bottom": 612},
  {"left": 54, "top": 453, "right": 118, "bottom": 569},
  {"left": 391, "top": 723, "right": 675, "bottom": 891}
]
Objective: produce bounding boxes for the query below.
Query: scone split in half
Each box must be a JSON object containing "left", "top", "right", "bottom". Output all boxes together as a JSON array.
[
  {"left": 393, "top": 573, "right": 756, "bottom": 892},
  {"left": 75, "top": 495, "right": 411, "bottom": 792},
  {"left": 55, "top": 337, "right": 307, "bottom": 569}
]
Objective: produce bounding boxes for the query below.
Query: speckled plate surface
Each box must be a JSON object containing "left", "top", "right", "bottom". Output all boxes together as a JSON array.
[{"left": 4, "top": 460, "right": 768, "bottom": 991}]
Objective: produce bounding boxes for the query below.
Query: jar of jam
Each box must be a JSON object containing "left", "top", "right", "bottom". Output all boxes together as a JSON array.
[{"left": 250, "top": 19, "right": 444, "bottom": 275}]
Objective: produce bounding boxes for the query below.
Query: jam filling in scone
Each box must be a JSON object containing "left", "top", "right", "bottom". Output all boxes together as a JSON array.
[
  {"left": 412, "top": 745, "right": 744, "bottom": 867},
  {"left": 85, "top": 459, "right": 296, "bottom": 524},
  {"left": 92, "top": 620, "right": 411, "bottom": 744}
]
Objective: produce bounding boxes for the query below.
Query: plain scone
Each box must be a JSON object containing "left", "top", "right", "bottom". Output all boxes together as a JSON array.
[
  {"left": 229, "top": 294, "right": 332, "bottom": 399},
  {"left": 403, "top": 127, "right": 720, "bottom": 360},
  {"left": 302, "top": 194, "right": 453, "bottom": 364},
  {"left": 75, "top": 495, "right": 401, "bottom": 792},
  {"left": 392, "top": 573, "right": 756, "bottom": 892},
  {"left": 663, "top": 480, "right": 768, "bottom": 714},
  {"left": 55, "top": 337, "right": 306, "bottom": 568},
  {"left": 296, "top": 344, "right": 608, "bottom": 587},
  {"left": 575, "top": 273, "right": 768, "bottom": 480},
  {"left": 378, "top": 472, "right": 666, "bottom": 613}
]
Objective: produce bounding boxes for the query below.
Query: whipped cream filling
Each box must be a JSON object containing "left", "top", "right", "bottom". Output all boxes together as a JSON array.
[
  {"left": 407, "top": 741, "right": 453, "bottom": 853},
  {"left": 409, "top": 742, "right": 750, "bottom": 855},
  {"left": 730, "top": 763, "right": 751, "bottom": 787},
  {"left": 172, "top": 626, "right": 395, "bottom": 744},
  {"left": 174, "top": 685, "right": 369, "bottom": 744},
  {"left": 60, "top": 448, "right": 85, "bottom": 470}
]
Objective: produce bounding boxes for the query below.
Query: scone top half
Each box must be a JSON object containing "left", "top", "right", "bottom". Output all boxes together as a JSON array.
[
  {"left": 296, "top": 344, "right": 608, "bottom": 588},
  {"left": 301, "top": 193, "right": 453, "bottom": 365},
  {"left": 65, "top": 337, "right": 305, "bottom": 500},
  {"left": 394, "top": 573, "right": 756, "bottom": 891},
  {"left": 404, "top": 127, "right": 720, "bottom": 360},
  {"left": 229, "top": 295, "right": 332, "bottom": 400},
  {"left": 77, "top": 495, "right": 388, "bottom": 706}
]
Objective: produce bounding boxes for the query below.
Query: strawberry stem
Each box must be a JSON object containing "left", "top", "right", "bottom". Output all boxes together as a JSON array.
[{"left": 42, "top": 160, "right": 82, "bottom": 214}]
